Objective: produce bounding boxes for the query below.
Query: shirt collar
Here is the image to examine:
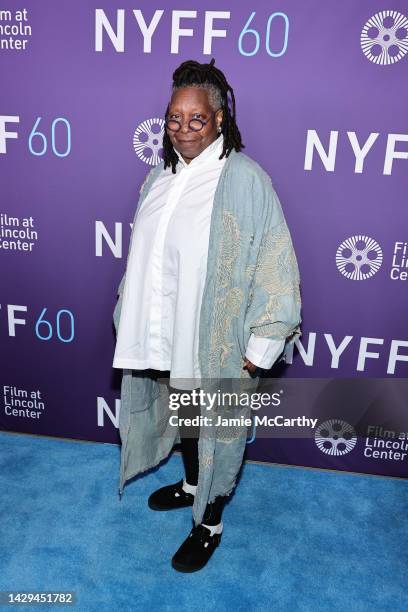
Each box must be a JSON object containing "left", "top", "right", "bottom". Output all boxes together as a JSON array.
[{"left": 174, "top": 133, "right": 224, "bottom": 169}]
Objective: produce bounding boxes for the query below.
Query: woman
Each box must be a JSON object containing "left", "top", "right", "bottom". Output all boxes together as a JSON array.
[{"left": 112, "top": 58, "right": 301, "bottom": 572}]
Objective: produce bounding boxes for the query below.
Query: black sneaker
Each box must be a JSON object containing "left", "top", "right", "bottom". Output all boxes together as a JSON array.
[
  {"left": 171, "top": 524, "right": 222, "bottom": 572},
  {"left": 148, "top": 479, "right": 195, "bottom": 511}
]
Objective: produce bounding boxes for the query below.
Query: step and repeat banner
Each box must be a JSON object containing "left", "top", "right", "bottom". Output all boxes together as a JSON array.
[{"left": 1, "top": 1, "right": 407, "bottom": 479}]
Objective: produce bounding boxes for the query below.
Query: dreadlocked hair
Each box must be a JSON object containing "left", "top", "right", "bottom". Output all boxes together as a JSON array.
[{"left": 162, "top": 58, "right": 244, "bottom": 173}]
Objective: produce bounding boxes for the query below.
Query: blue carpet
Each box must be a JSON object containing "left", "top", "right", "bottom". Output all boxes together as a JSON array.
[{"left": 0, "top": 431, "right": 407, "bottom": 612}]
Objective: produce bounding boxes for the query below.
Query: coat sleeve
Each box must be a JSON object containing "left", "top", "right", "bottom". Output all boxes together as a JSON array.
[{"left": 244, "top": 172, "right": 302, "bottom": 362}]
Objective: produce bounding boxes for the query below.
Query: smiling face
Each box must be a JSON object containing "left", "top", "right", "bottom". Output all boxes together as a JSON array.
[{"left": 166, "top": 86, "right": 223, "bottom": 164}]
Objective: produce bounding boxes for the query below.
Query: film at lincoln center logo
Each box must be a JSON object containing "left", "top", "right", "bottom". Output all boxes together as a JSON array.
[
  {"left": 133, "top": 118, "right": 165, "bottom": 165},
  {"left": 315, "top": 419, "right": 357, "bottom": 456},
  {"left": 336, "top": 235, "right": 383, "bottom": 280},
  {"left": 361, "top": 10, "right": 408, "bottom": 65}
]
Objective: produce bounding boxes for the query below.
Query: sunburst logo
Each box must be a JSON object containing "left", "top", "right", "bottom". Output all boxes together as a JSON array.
[
  {"left": 361, "top": 10, "right": 408, "bottom": 65},
  {"left": 315, "top": 420, "right": 357, "bottom": 456},
  {"left": 133, "top": 118, "right": 164, "bottom": 165},
  {"left": 336, "top": 235, "right": 383, "bottom": 280}
]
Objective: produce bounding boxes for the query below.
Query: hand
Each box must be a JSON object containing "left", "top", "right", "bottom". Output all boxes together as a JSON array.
[{"left": 243, "top": 358, "right": 258, "bottom": 374}]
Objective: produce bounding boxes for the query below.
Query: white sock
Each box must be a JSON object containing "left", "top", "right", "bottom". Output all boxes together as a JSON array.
[
  {"left": 201, "top": 521, "right": 223, "bottom": 537},
  {"left": 182, "top": 479, "right": 197, "bottom": 495}
]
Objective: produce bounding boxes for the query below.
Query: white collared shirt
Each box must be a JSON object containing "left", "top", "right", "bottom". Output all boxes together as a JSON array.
[{"left": 113, "top": 134, "right": 284, "bottom": 389}]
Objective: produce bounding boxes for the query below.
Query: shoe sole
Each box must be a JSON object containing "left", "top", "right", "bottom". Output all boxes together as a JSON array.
[
  {"left": 171, "top": 558, "right": 208, "bottom": 573},
  {"left": 147, "top": 498, "right": 194, "bottom": 511}
]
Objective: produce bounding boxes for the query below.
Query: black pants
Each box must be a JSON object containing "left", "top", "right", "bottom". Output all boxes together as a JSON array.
[{"left": 168, "top": 382, "right": 226, "bottom": 526}]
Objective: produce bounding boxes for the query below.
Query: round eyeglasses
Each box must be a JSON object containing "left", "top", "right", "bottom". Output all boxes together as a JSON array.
[{"left": 165, "top": 116, "right": 209, "bottom": 132}]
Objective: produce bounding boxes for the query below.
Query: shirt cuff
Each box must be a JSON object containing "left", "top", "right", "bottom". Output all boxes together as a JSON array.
[{"left": 245, "top": 334, "right": 286, "bottom": 370}]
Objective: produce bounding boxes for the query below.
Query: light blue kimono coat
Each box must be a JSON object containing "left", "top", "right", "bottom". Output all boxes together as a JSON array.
[{"left": 113, "top": 147, "right": 302, "bottom": 525}]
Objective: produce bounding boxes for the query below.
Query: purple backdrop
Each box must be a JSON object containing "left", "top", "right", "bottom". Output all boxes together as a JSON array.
[{"left": 1, "top": 1, "right": 407, "bottom": 477}]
